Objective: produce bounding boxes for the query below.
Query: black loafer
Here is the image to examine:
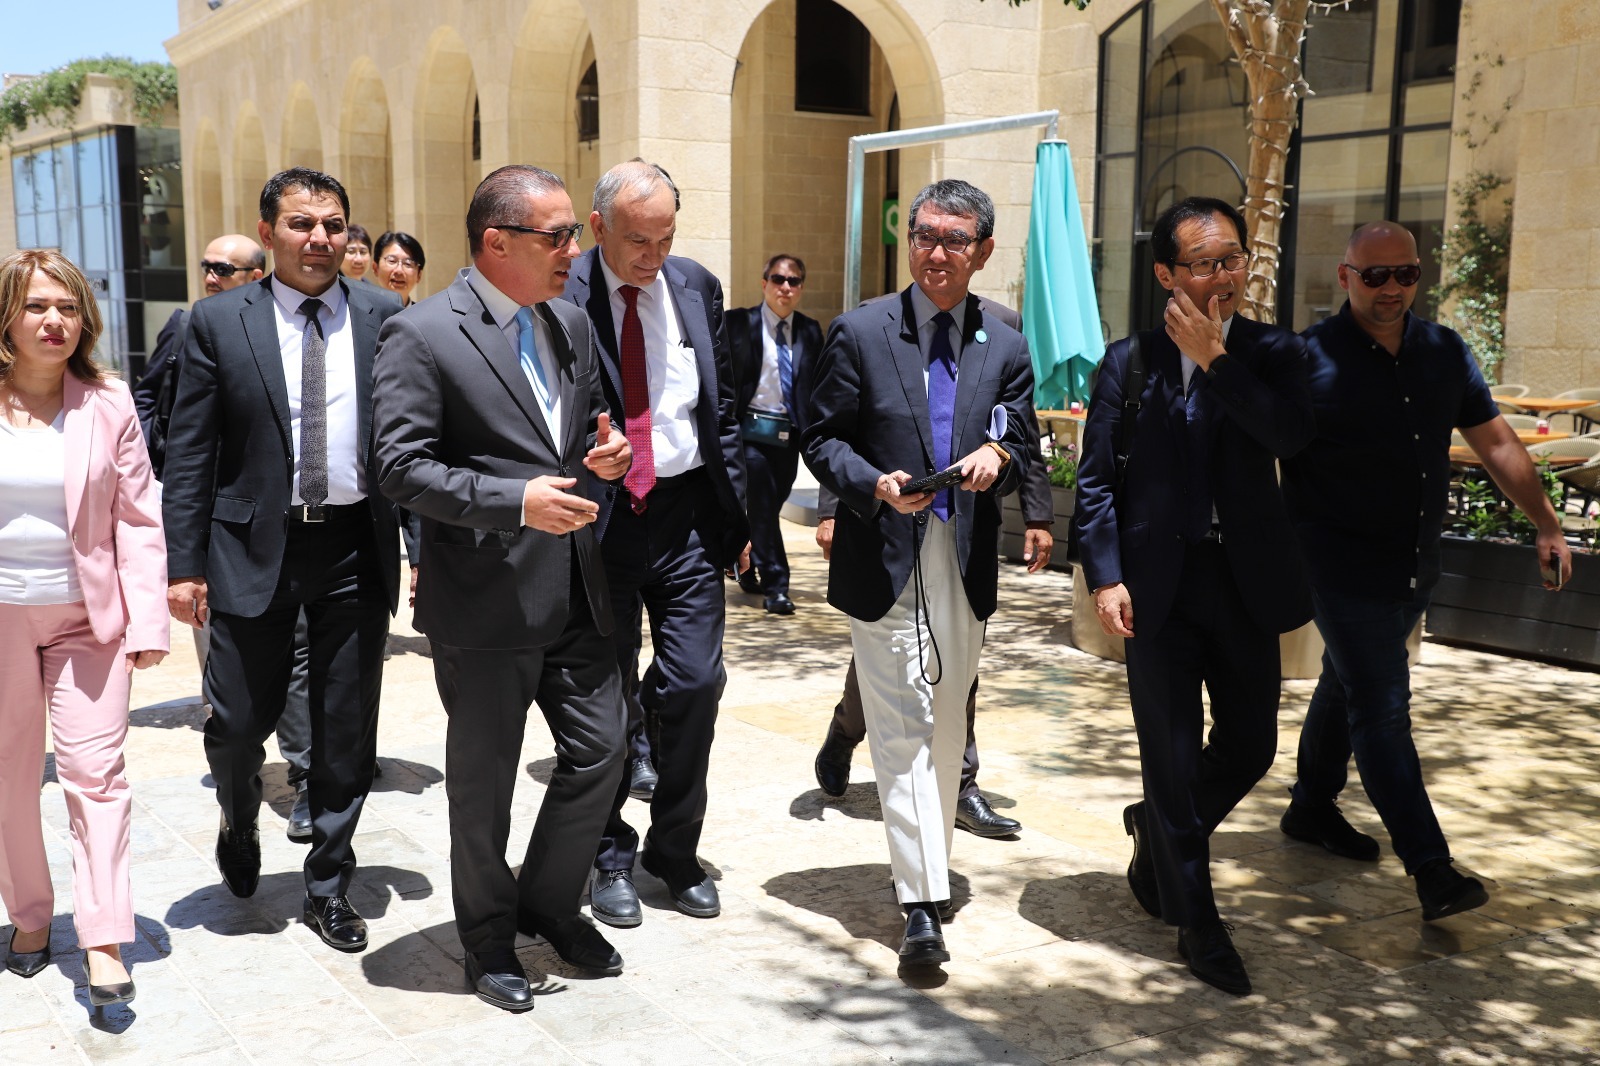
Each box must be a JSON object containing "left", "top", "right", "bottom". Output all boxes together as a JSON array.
[
  {"left": 1178, "top": 920, "right": 1251, "bottom": 996},
  {"left": 898, "top": 903, "right": 950, "bottom": 967},
  {"left": 1415, "top": 859, "right": 1489, "bottom": 921},
  {"left": 763, "top": 593, "right": 795, "bottom": 615},
  {"left": 954, "top": 794, "right": 1022, "bottom": 838},
  {"left": 628, "top": 757, "right": 658, "bottom": 802},
  {"left": 84, "top": 950, "right": 136, "bottom": 1008},
  {"left": 465, "top": 949, "right": 533, "bottom": 1012},
  {"left": 736, "top": 570, "right": 762, "bottom": 595},
  {"left": 6, "top": 931, "right": 50, "bottom": 978},
  {"left": 640, "top": 849, "right": 721, "bottom": 918},
  {"left": 814, "top": 724, "right": 856, "bottom": 798},
  {"left": 1122, "top": 802, "right": 1160, "bottom": 918},
  {"left": 287, "top": 783, "right": 313, "bottom": 843},
  {"left": 521, "top": 911, "right": 623, "bottom": 975},
  {"left": 216, "top": 819, "right": 261, "bottom": 898},
  {"left": 1280, "top": 800, "right": 1379, "bottom": 861},
  {"left": 303, "top": 894, "right": 369, "bottom": 952},
  {"left": 589, "top": 868, "right": 642, "bottom": 928}
]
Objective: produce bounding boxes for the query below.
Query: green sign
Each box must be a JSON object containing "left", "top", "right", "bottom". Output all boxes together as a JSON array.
[{"left": 881, "top": 199, "right": 900, "bottom": 245}]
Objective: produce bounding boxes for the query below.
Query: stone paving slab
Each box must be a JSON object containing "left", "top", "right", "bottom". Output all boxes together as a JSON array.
[{"left": 4, "top": 518, "right": 1599, "bottom": 1064}]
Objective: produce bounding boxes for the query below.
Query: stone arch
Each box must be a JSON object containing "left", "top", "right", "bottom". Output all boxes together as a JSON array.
[
  {"left": 413, "top": 26, "right": 478, "bottom": 295},
  {"left": 191, "top": 121, "right": 225, "bottom": 294},
  {"left": 281, "top": 83, "right": 324, "bottom": 171},
  {"left": 231, "top": 102, "right": 268, "bottom": 235},
  {"left": 339, "top": 58, "right": 393, "bottom": 232},
  {"left": 507, "top": 0, "right": 595, "bottom": 214}
]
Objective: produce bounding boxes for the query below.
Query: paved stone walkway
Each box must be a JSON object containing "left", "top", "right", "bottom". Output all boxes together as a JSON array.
[{"left": 4, "top": 520, "right": 1599, "bottom": 1064}]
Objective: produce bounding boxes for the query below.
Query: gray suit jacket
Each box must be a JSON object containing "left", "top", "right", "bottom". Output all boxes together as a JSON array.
[{"left": 372, "top": 273, "right": 617, "bottom": 650}]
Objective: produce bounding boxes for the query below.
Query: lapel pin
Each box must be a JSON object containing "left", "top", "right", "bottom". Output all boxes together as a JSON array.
[{"left": 975, "top": 329, "right": 988, "bottom": 344}]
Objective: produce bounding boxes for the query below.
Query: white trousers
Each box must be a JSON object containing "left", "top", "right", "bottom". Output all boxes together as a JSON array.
[{"left": 849, "top": 518, "right": 985, "bottom": 903}]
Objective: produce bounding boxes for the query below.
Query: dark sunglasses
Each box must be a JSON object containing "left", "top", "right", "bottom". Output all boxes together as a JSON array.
[
  {"left": 200, "top": 260, "right": 248, "bottom": 278},
  {"left": 766, "top": 274, "right": 804, "bottom": 288},
  {"left": 491, "top": 222, "right": 584, "bottom": 248},
  {"left": 1343, "top": 263, "right": 1421, "bottom": 288}
]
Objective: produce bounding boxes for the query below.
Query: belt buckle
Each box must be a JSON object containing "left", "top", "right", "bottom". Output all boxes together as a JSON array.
[{"left": 295, "top": 504, "right": 327, "bottom": 523}]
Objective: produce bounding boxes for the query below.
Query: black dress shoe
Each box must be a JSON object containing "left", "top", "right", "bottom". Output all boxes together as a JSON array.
[
  {"left": 303, "top": 894, "right": 369, "bottom": 952},
  {"left": 1122, "top": 802, "right": 1160, "bottom": 918},
  {"left": 640, "top": 849, "right": 721, "bottom": 918},
  {"left": 465, "top": 950, "right": 533, "bottom": 1012},
  {"left": 6, "top": 930, "right": 50, "bottom": 978},
  {"left": 1178, "top": 920, "right": 1251, "bottom": 996},
  {"left": 736, "top": 569, "right": 762, "bottom": 595},
  {"left": 1415, "top": 859, "right": 1489, "bottom": 921},
  {"left": 814, "top": 724, "right": 856, "bottom": 798},
  {"left": 287, "top": 782, "right": 313, "bottom": 843},
  {"left": 628, "top": 757, "right": 658, "bottom": 802},
  {"left": 522, "top": 912, "right": 623, "bottom": 975},
  {"left": 215, "top": 819, "right": 260, "bottom": 898},
  {"left": 589, "top": 868, "right": 642, "bottom": 928},
  {"left": 954, "top": 794, "right": 1021, "bottom": 838},
  {"left": 897, "top": 903, "right": 950, "bottom": 967},
  {"left": 763, "top": 593, "right": 795, "bottom": 615},
  {"left": 1280, "top": 800, "right": 1379, "bottom": 861},
  {"left": 83, "top": 950, "right": 135, "bottom": 1008}
]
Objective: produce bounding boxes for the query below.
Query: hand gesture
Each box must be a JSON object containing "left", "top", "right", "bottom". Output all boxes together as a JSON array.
[
  {"left": 1164, "top": 287, "right": 1226, "bottom": 370},
  {"left": 584, "top": 412, "right": 632, "bottom": 481},
  {"left": 875, "top": 471, "right": 934, "bottom": 514},
  {"left": 523, "top": 476, "right": 601, "bottom": 535}
]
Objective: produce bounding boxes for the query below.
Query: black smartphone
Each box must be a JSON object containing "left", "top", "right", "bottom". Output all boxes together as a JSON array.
[
  {"left": 901, "top": 464, "right": 966, "bottom": 496},
  {"left": 1540, "top": 550, "right": 1563, "bottom": 590}
]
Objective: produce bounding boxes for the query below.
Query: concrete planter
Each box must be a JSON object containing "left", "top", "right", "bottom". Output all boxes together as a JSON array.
[
  {"left": 1428, "top": 536, "right": 1600, "bottom": 668},
  {"left": 1001, "top": 486, "right": 1073, "bottom": 572}
]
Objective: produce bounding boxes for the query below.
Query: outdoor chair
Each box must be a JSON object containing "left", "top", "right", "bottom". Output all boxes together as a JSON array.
[
  {"left": 1556, "top": 454, "right": 1600, "bottom": 517},
  {"left": 1557, "top": 387, "right": 1600, "bottom": 434},
  {"left": 1501, "top": 414, "right": 1541, "bottom": 430}
]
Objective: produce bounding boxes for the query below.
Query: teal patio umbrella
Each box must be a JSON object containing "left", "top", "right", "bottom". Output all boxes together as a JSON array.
[{"left": 1022, "top": 140, "right": 1104, "bottom": 409}]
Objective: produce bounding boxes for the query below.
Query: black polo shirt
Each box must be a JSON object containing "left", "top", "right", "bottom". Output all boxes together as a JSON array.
[{"left": 1283, "top": 303, "right": 1499, "bottom": 601}]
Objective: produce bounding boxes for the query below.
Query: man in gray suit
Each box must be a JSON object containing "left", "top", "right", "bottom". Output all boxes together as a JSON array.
[{"left": 372, "top": 165, "right": 633, "bottom": 1012}]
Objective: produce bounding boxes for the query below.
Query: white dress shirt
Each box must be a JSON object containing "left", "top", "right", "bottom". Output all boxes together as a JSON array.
[
  {"left": 270, "top": 275, "right": 364, "bottom": 505},
  {"left": 750, "top": 302, "right": 794, "bottom": 416},
  {"left": 0, "top": 412, "right": 83, "bottom": 605},
  {"left": 597, "top": 254, "right": 703, "bottom": 477},
  {"left": 465, "top": 267, "right": 564, "bottom": 452}
]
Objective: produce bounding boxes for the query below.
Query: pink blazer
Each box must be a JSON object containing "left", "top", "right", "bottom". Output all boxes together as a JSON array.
[{"left": 62, "top": 375, "right": 169, "bottom": 651}]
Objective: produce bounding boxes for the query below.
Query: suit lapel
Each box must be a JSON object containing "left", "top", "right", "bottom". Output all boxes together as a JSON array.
[
  {"left": 887, "top": 289, "right": 934, "bottom": 466},
  {"left": 451, "top": 277, "right": 558, "bottom": 455},
  {"left": 579, "top": 251, "right": 623, "bottom": 406},
  {"left": 242, "top": 279, "right": 294, "bottom": 459},
  {"left": 665, "top": 262, "right": 718, "bottom": 413},
  {"left": 538, "top": 300, "right": 580, "bottom": 455},
  {"left": 61, "top": 374, "right": 92, "bottom": 536},
  {"left": 952, "top": 294, "right": 995, "bottom": 451}
]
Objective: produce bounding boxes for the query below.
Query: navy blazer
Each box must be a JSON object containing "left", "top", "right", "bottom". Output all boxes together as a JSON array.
[
  {"left": 1073, "top": 314, "right": 1314, "bottom": 638},
  {"left": 163, "top": 275, "right": 402, "bottom": 617},
  {"left": 802, "top": 288, "right": 1034, "bottom": 623},
  {"left": 561, "top": 248, "right": 749, "bottom": 567},
  {"left": 728, "top": 304, "right": 823, "bottom": 426}
]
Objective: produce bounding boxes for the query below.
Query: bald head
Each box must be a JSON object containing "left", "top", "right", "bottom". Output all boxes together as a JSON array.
[
  {"left": 1345, "top": 221, "right": 1417, "bottom": 262},
  {"left": 1339, "top": 221, "right": 1420, "bottom": 339},
  {"left": 202, "top": 234, "right": 267, "bottom": 295}
]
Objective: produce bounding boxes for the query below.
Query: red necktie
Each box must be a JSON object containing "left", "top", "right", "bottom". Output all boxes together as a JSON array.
[{"left": 619, "top": 285, "right": 656, "bottom": 512}]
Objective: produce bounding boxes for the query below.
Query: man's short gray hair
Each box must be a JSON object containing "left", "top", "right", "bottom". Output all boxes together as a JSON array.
[
  {"left": 907, "top": 179, "right": 995, "bottom": 242},
  {"left": 468, "top": 165, "right": 567, "bottom": 256},
  {"left": 593, "top": 158, "right": 680, "bottom": 225}
]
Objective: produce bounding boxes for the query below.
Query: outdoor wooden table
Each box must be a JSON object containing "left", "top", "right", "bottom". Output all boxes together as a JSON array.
[
  {"left": 1036, "top": 408, "right": 1087, "bottom": 451},
  {"left": 1450, "top": 446, "right": 1584, "bottom": 468},
  {"left": 1512, "top": 428, "right": 1570, "bottom": 444},
  {"left": 1512, "top": 397, "right": 1594, "bottom": 413}
]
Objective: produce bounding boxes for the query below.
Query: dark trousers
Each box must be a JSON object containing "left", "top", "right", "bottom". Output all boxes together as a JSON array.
[
  {"left": 1123, "top": 540, "right": 1280, "bottom": 926},
  {"left": 742, "top": 439, "right": 799, "bottom": 596},
  {"left": 1291, "top": 583, "right": 1447, "bottom": 874},
  {"left": 274, "top": 609, "right": 312, "bottom": 785},
  {"left": 203, "top": 512, "right": 389, "bottom": 897},
  {"left": 830, "top": 657, "right": 984, "bottom": 800},
  {"left": 431, "top": 571, "right": 627, "bottom": 954},
  {"left": 595, "top": 470, "right": 727, "bottom": 874}
]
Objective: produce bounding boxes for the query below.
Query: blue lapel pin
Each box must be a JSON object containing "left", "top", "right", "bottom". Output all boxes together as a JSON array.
[{"left": 975, "top": 329, "right": 988, "bottom": 344}]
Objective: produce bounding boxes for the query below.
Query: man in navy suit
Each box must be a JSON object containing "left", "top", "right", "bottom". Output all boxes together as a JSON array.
[
  {"left": 561, "top": 159, "right": 748, "bottom": 929},
  {"left": 803, "top": 179, "right": 1034, "bottom": 967},
  {"left": 1073, "top": 196, "right": 1313, "bottom": 996},
  {"left": 729, "top": 253, "right": 823, "bottom": 614}
]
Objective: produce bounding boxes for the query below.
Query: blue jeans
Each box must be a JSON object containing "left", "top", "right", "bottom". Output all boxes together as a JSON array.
[{"left": 1290, "top": 583, "right": 1449, "bottom": 874}]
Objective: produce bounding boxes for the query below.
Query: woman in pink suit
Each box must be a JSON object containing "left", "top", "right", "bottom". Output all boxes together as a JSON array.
[{"left": 0, "top": 250, "right": 168, "bottom": 1008}]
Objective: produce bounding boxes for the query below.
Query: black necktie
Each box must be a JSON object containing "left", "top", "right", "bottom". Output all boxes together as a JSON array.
[{"left": 298, "top": 298, "right": 327, "bottom": 507}]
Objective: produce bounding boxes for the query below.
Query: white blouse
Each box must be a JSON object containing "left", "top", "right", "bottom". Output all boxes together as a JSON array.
[{"left": 0, "top": 411, "right": 83, "bottom": 605}]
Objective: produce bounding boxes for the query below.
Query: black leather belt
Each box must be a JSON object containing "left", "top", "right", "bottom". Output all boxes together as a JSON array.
[{"left": 288, "top": 502, "right": 366, "bottom": 523}]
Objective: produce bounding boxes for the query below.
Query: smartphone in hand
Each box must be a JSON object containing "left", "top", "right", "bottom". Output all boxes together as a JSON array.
[{"left": 1539, "top": 550, "right": 1564, "bottom": 590}]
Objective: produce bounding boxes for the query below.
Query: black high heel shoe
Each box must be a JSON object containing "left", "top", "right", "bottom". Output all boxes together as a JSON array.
[
  {"left": 83, "top": 949, "right": 135, "bottom": 1007},
  {"left": 6, "top": 929, "right": 50, "bottom": 978}
]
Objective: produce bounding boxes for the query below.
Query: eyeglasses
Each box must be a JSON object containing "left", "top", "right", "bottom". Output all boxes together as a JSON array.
[
  {"left": 765, "top": 274, "right": 804, "bottom": 288},
  {"left": 1173, "top": 252, "right": 1248, "bottom": 278},
  {"left": 491, "top": 222, "right": 585, "bottom": 248},
  {"left": 1342, "top": 263, "right": 1422, "bottom": 288},
  {"left": 380, "top": 255, "right": 420, "bottom": 271},
  {"left": 200, "top": 260, "right": 248, "bottom": 278},
  {"left": 908, "top": 229, "right": 978, "bottom": 255}
]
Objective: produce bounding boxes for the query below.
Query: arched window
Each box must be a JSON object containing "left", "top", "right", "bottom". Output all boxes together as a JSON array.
[{"left": 576, "top": 62, "right": 599, "bottom": 144}]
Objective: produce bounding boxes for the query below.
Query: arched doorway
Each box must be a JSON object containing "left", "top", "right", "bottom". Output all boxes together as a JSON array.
[
  {"left": 508, "top": 0, "right": 594, "bottom": 212},
  {"left": 340, "top": 58, "right": 393, "bottom": 233},
  {"left": 413, "top": 28, "right": 477, "bottom": 298},
  {"left": 232, "top": 104, "right": 267, "bottom": 235},
  {"left": 191, "top": 121, "right": 225, "bottom": 294},
  {"left": 281, "top": 84, "right": 324, "bottom": 171}
]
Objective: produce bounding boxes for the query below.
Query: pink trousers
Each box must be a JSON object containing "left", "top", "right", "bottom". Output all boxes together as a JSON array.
[{"left": 0, "top": 601, "right": 134, "bottom": 948}]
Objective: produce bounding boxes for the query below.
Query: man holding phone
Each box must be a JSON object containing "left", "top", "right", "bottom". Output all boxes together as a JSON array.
[{"left": 1278, "top": 221, "right": 1572, "bottom": 921}]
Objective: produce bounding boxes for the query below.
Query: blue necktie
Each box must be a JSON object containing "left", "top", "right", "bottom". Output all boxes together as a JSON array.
[
  {"left": 776, "top": 319, "right": 794, "bottom": 414},
  {"left": 928, "top": 310, "right": 958, "bottom": 523},
  {"left": 1186, "top": 368, "right": 1213, "bottom": 541},
  {"left": 514, "top": 306, "right": 555, "bottom": 422}
]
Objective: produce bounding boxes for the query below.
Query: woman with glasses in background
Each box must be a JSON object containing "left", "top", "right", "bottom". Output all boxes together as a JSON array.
[
  {"left": 0, "top": 250, "right": 168, "bottom": 1009},
  {"left": 373, "top": 231, "right": 426, "bottom": 307}
]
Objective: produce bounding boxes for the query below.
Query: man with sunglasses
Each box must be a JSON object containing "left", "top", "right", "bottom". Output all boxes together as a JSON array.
[
  {"left": 729, "top": 254, "right": 823, "bottom": 615},
  {"left": 1278, "top": 221, "right": 1572, "bottom": 921}
]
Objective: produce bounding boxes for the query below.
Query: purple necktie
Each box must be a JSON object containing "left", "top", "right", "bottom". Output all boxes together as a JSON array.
[{"left": 928, "top": 310, "right": 958, "bottom": 523}]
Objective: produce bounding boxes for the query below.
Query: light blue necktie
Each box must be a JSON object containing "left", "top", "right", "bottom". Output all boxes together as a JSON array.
[
  {"left": 514, "top": 306, "right": 554, "bottom": 419},
  {"left": 776, "top": 319, "right": 794, "bottom": 413}
]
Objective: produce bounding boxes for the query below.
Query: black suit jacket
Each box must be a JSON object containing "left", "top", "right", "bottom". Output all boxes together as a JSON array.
[
  {"left": 1072, "top": 315, "right": 1314, "bottom": 638},
  {"left": 372, "top": 274, "right": 616, "bottom": 650},
  {"left": 164, "top": 276, "right": 402, "bottom": 616},
  {"left": 560, "top": 248, "right": 748, "bottom": 566},
  {"left": 728, "top": 304, "right": 823, "bottom": 427},
  {"left": 801, "top": 288, "right": 1034, "bottom": 623}
]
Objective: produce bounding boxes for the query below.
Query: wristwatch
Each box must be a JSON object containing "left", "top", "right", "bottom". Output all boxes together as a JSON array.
[{"left": 984, "top": 441, "right": 1012, "bottom": 468}]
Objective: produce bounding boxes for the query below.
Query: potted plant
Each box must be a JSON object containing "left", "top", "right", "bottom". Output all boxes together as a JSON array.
[{"left": 1001, "top": 443, "right": 1076, "bottom": 570}]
